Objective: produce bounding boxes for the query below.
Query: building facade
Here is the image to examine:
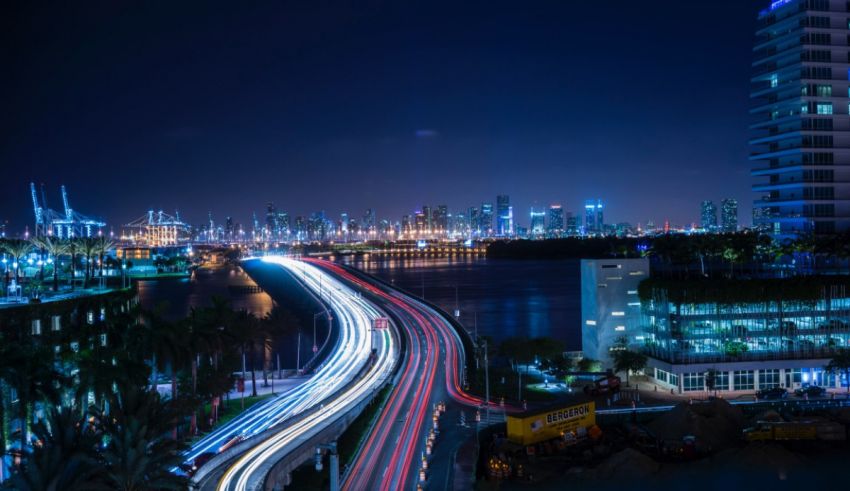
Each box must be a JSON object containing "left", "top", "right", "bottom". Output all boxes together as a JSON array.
[
  {"left": 496, "top": 195, "right": 511, "bottom": 237},
  {"left": 751, "top": 0, "right": 850, "bottom": 236},
  {"left": 721, "top": 198, "right": 738, "bottom": 232},
  {"left": 581, "top": 258, "right": 649, "bottom": 367},
  {"left": 639, "top": 277, "right": 850, "bottom": 393},
  {"left": 701, "top": 200, "right": 718, "bottom": 231}
]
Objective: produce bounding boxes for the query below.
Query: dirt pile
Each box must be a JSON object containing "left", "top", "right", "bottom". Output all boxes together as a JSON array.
[
  {"left": 647, "top": 398, "right": 744, "bottom": 451},
  {"left": 589, "top": 448, "right": 660, "bottom": 480}
]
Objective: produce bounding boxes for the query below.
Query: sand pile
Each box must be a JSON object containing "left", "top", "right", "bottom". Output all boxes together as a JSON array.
[
  {"left": 647, "top": 398, "right": 744, "bottom": 451},
  {"left": 590, "top": 448, "right": 660, "bottom": 480}
]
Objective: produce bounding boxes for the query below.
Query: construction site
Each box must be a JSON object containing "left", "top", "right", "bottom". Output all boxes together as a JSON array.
[{"left": 477, "top": 389, "right": 850, "bottom": 490}]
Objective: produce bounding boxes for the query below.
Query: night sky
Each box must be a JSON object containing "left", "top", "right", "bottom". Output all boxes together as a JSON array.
[{"left": 2, "top": 1, "right": 763, "bottom": 234}]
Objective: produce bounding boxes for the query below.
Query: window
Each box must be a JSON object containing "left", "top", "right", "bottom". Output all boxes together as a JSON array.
[
  {"left": 615, "top": 326, "right": 626, "bottom": 332},
  {"left": 669, "top": 373, "right": 679, "bottom": 388},
  {"left": 817, "top": 102, "right": 833, "bottom": 114},
  {"left": 714, "top": 371, "right": 730, "bottom": 391},
  {"left": 770, "top": 73, "right": 779, "bottom": 88},
  {"left": 683, "top": 373, "right": 705, "bottom": 392},
  {"left": 734, "top": 370, "right": 755, "bottom": 390},
  {"left": 655, "top": 369, "right": 669, "bottom": 384},
  {"left": 760, "top": 369, "right": 781, "bottom": 389},
  {"left": 31, "top": 319, "right": 42, "bottom": 336},
  {"left": 815, "top": 84, "right": 832, "bottom": 97},
  {"left": 51, "top": 315, "right": 61, "bottom": 331},
  {"left": 612, "top": 311, "right": 625, "bottom": 317}
]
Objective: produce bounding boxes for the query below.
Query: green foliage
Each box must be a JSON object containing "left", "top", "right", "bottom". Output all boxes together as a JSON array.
[{"left": 638, "top": 275, "right": 850, "bottom": 305}]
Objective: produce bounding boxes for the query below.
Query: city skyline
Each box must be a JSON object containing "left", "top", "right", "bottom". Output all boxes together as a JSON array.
[{"left": 2, "top": 1, "right": 761, "bottom": 232}]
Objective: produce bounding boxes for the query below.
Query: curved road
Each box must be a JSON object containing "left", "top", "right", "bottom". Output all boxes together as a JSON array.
[
  {"left": 189, "top": 257, "right": 397, "bottom": 490},
  {"left": 305, "top": 258, "right": 516, "bottom": 490}
]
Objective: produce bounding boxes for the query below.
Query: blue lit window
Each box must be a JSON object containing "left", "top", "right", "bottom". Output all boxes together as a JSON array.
[
  {"left": 770, "top": 74, "right": 778, "bottom": 88},
  {"left": 817, "top": 103, "right": 833, "bottom": 115}
]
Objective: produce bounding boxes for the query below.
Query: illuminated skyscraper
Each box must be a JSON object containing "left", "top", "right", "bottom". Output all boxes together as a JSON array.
[
  {"left": 530, "top": 208, "right": 546, "bottom": 237},
  {"left": 547, "top": 204, "right": 564, "bottom": 236},
  {"left": 721, "top": 198, "right": 738, "bottom": 232},
  {"left": 584, "top": 199, "right": 603, "bottom": 234},
  {"left": 700, "top": 200, "right": 718, "bottom": 231},
  {"left": 752, "top": 0, "right": 850, "bottom": 235},
  {"left": 496, "top": 195, "right": 511, "bottom": 236},
  {"left": 480, "top": 203, "right": 494, "bottom": 236}
]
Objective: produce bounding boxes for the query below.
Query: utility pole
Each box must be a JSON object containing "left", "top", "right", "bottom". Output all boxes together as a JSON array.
[
  {"left": 296, "top": 329, "right": 302, "bottom": 374},
  {"left": 315, "top": 442, "right": 339, "bottom": 491},
  {"left": 484, "top": 338, "right": 490, "bottom": 424}
]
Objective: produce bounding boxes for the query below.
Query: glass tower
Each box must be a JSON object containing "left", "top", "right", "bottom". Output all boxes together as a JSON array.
[
  {"left": 496, "top": 195, "right": 511, "bottom": 236},
  {"left": 751, "top": 0, "right": 850, "bottom": 236},
  {"left": 700, "top": 200, "right": 718, "bottom": 231}
]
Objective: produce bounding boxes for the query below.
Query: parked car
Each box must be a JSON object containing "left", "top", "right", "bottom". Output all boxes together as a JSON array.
[
  {"left": 756, "top": 387, "right": 788, "bottom": 400},
  {"left": 794, "top": 385, "right": 826, "bottom": 398}
]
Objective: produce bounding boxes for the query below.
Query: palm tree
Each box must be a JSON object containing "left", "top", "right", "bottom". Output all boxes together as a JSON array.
[
  {"left": 67, "top": 239, "right": 79, "bottom": 291},
  {"left": 93, "top": 237, "right": 114, "bottom": 283},
  {"left": 1, "top": 239, "right": 33, "bottom": 284},
  {"left": 95, "top": 385, "right": 188, "bottom": 491},
  {"left": 30, "top": 237, "right": 68, "bottom": 292},
  {"left": 4, "top": 407, "right": 105, "bottom": 491},
  {"left": 4, "top": 341, "right": 65, "bottom": 454},
  {"left": 79, "top": 238, "right": 98, "bottom": 289}
]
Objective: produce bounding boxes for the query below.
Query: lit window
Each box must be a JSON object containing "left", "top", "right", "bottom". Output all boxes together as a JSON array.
[
  {"left": 770, "top": 74, "right": 778, "bottom": 88},
  {"left": 627, "top": 302, "right": 641, "bottom": 307},
  {"left": 817, "top": 103, "right": 833, "bottom": 115},
  {"left": 627, "top": 290, "right": 638, "bottom": 295},
  {"left": 615, "top": 326, "right": 626, "bottom": 331},
  {"left": 612, "top": 311, "right": 625, "bottom": 317},
  {"left": 585, "top": 320, "right": 597, "bottom": 326}
]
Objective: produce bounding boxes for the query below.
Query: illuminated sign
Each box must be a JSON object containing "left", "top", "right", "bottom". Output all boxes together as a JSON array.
[
  {"left": 373, "top": 317, "right": 389, "bottom": 329},
  {"left": 770, "top": 0, "right": 793, "bottom": 10}
]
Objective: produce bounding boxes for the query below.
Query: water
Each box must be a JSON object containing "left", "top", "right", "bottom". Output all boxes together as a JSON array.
[
  {"left": 137, "top": 258, "right": 583, "bottom": 354},
  {"left": 136, "top": 266, "right": 274, "bottom": 320},
  {"left": 339, "top": 256, "right": 582, "bottom": 350}
]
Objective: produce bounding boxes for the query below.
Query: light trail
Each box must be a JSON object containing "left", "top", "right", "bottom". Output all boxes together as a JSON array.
[
  {"left": 211, "top": 257, "right": 397, "bottom": 491},
  {"left": 303, "top": 259, "right": 519, "bottom": 491}
]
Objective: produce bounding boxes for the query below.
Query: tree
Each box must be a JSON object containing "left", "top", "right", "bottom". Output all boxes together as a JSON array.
[
  {"left": 705, "top": 368, "right": 718, "bottom": 396},
  {"left": 576, "top": 357, "right": 601, "bottom": 373},
  {"left": 611, "top": 349, "right": 647, "bottom": 386},
  {"left": 93, "top": 237, "right": 114, "bottom": 281},
  {"left": 1, "top": 239, "right": 33, "bottom": 283},
  {"left": 79, "top": 239, "right": 98, "bottom": 289},
  {"left": 94, "top": 385, "right": 188, "bottom": 491},
  {"left": 3, "top": 407, "right": 105, "bottom": 491},
  {"left": 825, "top": 348, "right": 850, "bottom": 394},
  {"left": 30, "top": 236, "right": 68, "bottom": 292}
]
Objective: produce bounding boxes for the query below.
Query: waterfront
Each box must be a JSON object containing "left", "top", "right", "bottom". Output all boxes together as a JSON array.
[
  {"left": 138, "top": 257, "right": 583, "bottom": 351},
  {"left": 340, "top": 255, "right": 582, "bottom": 350}
]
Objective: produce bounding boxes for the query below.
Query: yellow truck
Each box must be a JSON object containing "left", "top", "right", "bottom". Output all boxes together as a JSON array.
[
  {"left": 507, "top": 401, "right": 596, "bottom": 446},
  {"left": 744, "top": 421, "right": 846, "bottom": 442}
]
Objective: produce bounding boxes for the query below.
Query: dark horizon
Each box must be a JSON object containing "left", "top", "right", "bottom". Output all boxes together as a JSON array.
[{"left": 2, "top": 1, "right": 763, "bottom": 234}]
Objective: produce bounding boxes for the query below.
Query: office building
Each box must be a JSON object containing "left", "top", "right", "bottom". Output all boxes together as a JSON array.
[
  {"left": 581, "top": 258, "right": 649, "bottom": 367},
  {"left": 480, "top": 203, "right": 494, "bottom": 236},
  {"left": 751, "top": 0, "right": 850, "bottom": 236},
  {"left": 640, "top": 276, "right": 850, "bottom": 393},
  {"left": 700, "top": 200, "right": 718, "bottom": 231},
  {"left": 721, "top": 198, "right": 738, "bottom": 232},
  {"left": 530, "top": 208, "right": 546, "bottom": 237},
  {"left": 434, "top": 205, "right": 449, "bottom": 234},
  {"left": 496, "top": 195, "right": 511, "bottom": 236},
  {"left": 547, "top": 204, "right": 564, "bottom": 236},
  {"left": 584, "top": 199, "right": 604, "bottom": 234}
]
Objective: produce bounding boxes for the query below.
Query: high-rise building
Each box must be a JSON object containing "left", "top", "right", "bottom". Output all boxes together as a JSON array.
[
  {"left": 496, "top": 195, "right": 511, "bottom": 236},
  {"left": 530, "top": 208, "right": 546, "bottom": 237},
  {"left": 546, "top": 204, "right": 564, "bottom": 237},
  {"left": 468, "top": 207, "right": 480, "bottom": 236},
  {"left": 700, "top": 200, "right": 718, "bottom": 231},
  {"left": 480, "top": 203, "right": 494, "bottom": 236},
  {"left": 721, "top": 198, "right": 738, "bottom": 232},
  {"left": 566, "top": 212, "right": 578, "bottom": 235},
  {"left": 584, "top": 199, "right": 603, "bottom": 234},
  {"left": 434, "top": 205, "right": 449, "bottom": 234},
  {"left": 751, "top": 0, "right": 850, "bottom": 236},
  {"left": 363, "top": 209, "right": 376, "bottom": 234}
]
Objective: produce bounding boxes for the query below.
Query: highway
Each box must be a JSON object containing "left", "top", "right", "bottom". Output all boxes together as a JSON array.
[
  {"left": 304, "top": 259, "right": 515, "bottom": 491},
  {"left": 188, "top": 257, "right": 397, "bottom": 490}
]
